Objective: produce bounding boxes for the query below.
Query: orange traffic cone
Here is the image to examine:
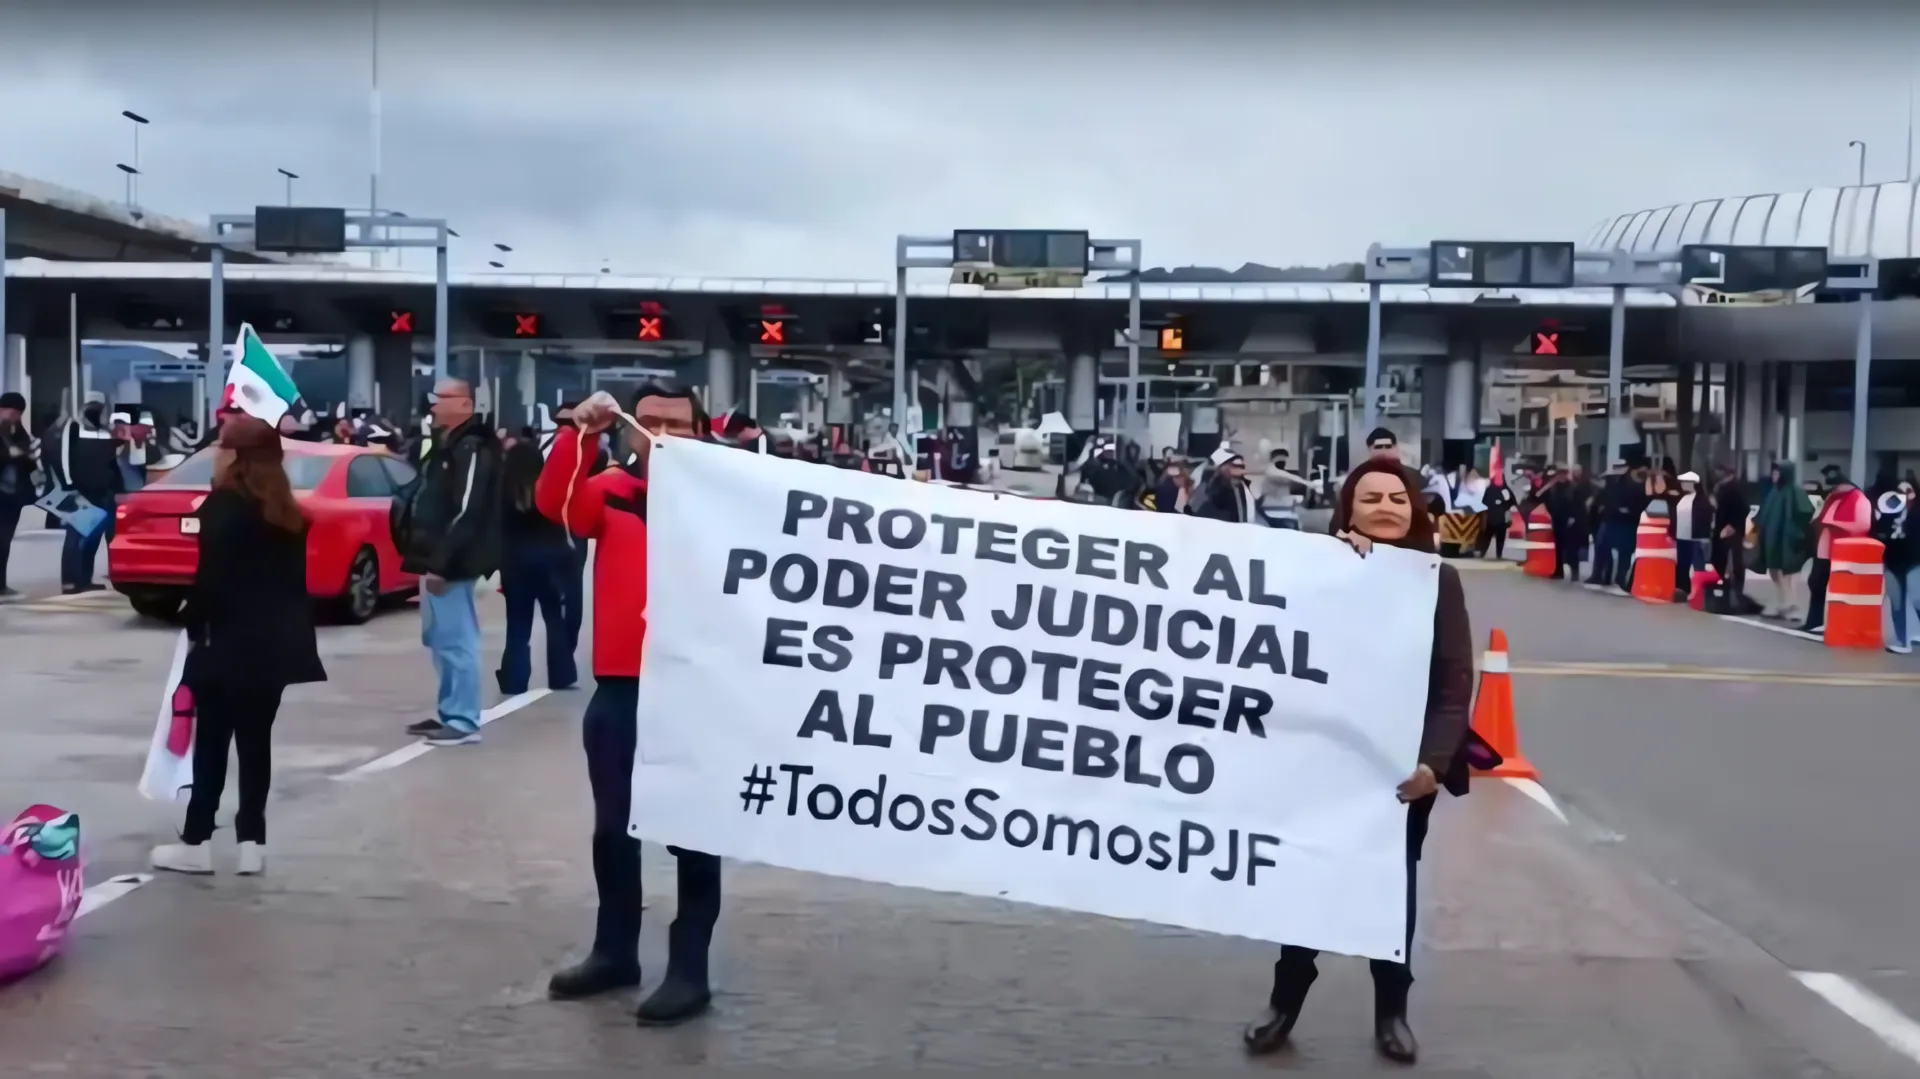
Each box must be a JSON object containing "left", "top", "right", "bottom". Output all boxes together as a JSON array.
[{"left": 1470, "top": 628, "right": 1538, "bottom": 780}]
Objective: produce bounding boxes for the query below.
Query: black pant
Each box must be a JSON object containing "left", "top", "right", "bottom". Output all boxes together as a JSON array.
[
  {"left": 181, "top": 681, "right": 284, "bottom": 844},
  {"left": 1803, "top": 557, "right": 1832, "bottom": 632},
  {"left": 0, "top": 500, "right": 21, "bottom": 590},
  {"left": 583, "top": 677, "right": 722, "bottom": 974},
  {"left": 1269, "top": 797, "right": 1432, "bottom": 1014}
]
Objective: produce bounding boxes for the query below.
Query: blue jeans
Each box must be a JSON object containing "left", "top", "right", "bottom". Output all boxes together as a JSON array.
[
  {"left": 421, "top": 578, "right": 482, "bottom": 732},
  {"left": 497, "top": 544, "right": 577, "bottom": 694},
  {"left": 1587, "top": 519, "right": 1633, "bottom": 589},
  {"left": 60, "top": 498, "right": 113, "bottom": 589},
  {"left": 1889, "top": 566, "right": 1920, "bottom": 649}
]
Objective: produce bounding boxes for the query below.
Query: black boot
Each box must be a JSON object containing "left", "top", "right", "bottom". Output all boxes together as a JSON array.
[
  {"left": 1243, "top": 953, "right": 1317, "bottom": 1055},
  {"left": 636, "top": 917, "right": 713, "bottom": 1026},
  {"left": 548, "top": 952, "right": 641, "bottom": 1000},
  {"left": 1372, "top": 968, "right": 1418, "bottom": 1064}
]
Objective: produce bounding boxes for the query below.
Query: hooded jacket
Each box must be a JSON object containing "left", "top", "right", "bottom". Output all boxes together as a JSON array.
[
  {"left": 535, "top": 426, "right": 651, "bottom": 678},
  {"left": 1755, "top": 464, "right": 1814, "bottom": 575}
]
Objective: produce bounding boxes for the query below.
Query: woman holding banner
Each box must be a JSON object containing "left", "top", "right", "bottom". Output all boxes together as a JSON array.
[
  {"left": 1250, "top": 457, "right": 1477, "bottom": 1065},
  {"left": 150, "top": 417, "right": 326, "bottom": 877}
]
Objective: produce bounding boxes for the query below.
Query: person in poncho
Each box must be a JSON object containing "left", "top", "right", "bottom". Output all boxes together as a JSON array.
[{"left": 1754, "top": 462, "right": 1813, "bottom": 622}]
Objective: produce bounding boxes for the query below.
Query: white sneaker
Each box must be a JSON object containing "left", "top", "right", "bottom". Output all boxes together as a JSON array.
[
  {"left": 235, "top": 842, "right": 266, "bottom": 876},
  {"left": 1889, "top": 642, "right": 1914, "bottom": 655},
  {"left": 151, "top": 842, "right": 213, "bottom": 875}
]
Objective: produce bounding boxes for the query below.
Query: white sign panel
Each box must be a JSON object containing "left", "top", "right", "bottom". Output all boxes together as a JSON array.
[{"left": 633, "top": 439, "right": 1441, "bottom": 961}]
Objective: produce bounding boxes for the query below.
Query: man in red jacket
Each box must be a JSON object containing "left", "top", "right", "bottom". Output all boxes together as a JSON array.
[{"left": 534, "top": 382, "right": 720, "bottom": 1026}]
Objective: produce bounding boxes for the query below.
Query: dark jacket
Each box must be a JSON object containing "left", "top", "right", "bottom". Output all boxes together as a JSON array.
[
  {"left": 1712, "top": 477, "right": 1751, "bottom": 543},
  {"left": 1873, "top": 498, "right": 1916, "bottom": 576},
  {"left": 1597, "top": 473, "right": 1646, "bottom": 527},
  {"left": 394, "top": 417, "right": 503, "bottom": 580},
  {"left": 182, "top": 489, "right": 326, "bottom": 693},
  {"left": 0, "top": 420, "right": 36, "bottom": 506},
  {"left": 1424, "top": 564, "right": 1475, "bottom": 783},
  {"left": 1186, "top": 476, "right": 1254, "bottom": 523},
  {"left": 44, "top": 415, "right": 123, "bottom": 503}
]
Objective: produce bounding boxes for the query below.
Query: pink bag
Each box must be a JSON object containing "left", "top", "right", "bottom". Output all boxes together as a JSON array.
[{"left": 1, "top": 805, "right": 86, "bottom": 983}]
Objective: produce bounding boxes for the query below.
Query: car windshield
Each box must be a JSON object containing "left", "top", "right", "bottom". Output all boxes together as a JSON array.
[{"left": 154, "top": 446, "right": 334, "bottom": 491}]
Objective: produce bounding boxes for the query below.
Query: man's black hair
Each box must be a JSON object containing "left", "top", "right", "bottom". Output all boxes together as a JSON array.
[
  {"left": 630, "top": 381, "right": 710, "bottom": 433},
  {"left": 1366, "top": 427, "right": 1396, "bottom": 446}
]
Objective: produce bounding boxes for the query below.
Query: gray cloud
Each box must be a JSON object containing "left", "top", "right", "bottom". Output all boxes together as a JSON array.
[{"left": 3, "top": 3, "right": 1919, "bottom": 277}]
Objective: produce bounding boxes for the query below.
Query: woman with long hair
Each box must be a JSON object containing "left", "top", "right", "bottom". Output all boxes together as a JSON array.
[
  {"left": 151, "top": 416, "right": 326, "bottom": 876},
  {"left": 496, "top": 438, "right": 578, "bottom": 694},
  {"left": 1248, "top": 457, "right": 1477, "bottom": 1064}
]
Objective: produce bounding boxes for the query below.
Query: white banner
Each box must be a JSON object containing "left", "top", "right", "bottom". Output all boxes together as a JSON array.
[{"left": 632, "top": 439, "right": 1441, "bottom": 961}]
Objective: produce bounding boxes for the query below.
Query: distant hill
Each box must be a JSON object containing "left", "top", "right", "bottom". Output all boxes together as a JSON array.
[{"left": 1096, "top": 262, "right": 1366, "bottom": 284}]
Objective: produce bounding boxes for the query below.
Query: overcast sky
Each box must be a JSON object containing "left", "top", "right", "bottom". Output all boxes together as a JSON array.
[{"left": 3, "top": 2, "right": 1918, "bottom": 279}]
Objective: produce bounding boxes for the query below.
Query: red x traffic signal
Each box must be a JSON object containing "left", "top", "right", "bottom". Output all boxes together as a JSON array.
[
  {"left": 388, "top": 310, "right": 414, "bottom": 334},
  {"left": 637, "top": 316, "right": 663, "bottom": 341},
  {"left": 759, "top": 319, "right": 785, "bottom": 345},
  {"left": 514, "top": 313, "right": 540, "bottom": 338},
  {"left": 1531, "top": 331, "right": 1560, "bottom": 356}
]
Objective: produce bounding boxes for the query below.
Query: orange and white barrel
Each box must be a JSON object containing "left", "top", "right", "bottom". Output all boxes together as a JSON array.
[
  {"left": 1824, "top": 536, "right": 1886, "bottom": 650},
  {"left": 1522, "top": 504, "right": 1557, "bottom": 578},
  {"left": 1630, "top": 508, "right": 1676, "bottom": 604}
]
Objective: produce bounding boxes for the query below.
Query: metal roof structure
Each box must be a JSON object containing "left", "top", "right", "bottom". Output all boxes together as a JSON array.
[
  {"left": 0, "top": 259, "right": 1679, "bottom": 308},
  {"left": 1583, "top": 181, "right": 1920, "bottom": 260}
]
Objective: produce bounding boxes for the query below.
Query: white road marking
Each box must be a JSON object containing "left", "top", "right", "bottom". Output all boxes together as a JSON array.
[
  {"left": 1721, "top": 614, "right": 1825, "bottom": 642},
  {"left": 1793, "top": 971, "right": 1920, "bottom": 1064},
  {"left": 76, "top": 873, "right": 154, "bottom": 919},
  {"left": 1502, "top": 777, "right": 1568, "bottom": 824},
  {"left": 331, "top": 688, "right": 553, "bottom": 781}
]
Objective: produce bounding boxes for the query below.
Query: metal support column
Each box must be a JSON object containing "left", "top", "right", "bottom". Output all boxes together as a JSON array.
[
  {"left": 892, "top": 266, "right": 909, "bottom": 428},
  {"left": 1606, "top": 284, "right": 1626, "bottom": 468},
  {"left": 1125, "top": 275, "right": 1141, "bottom": 444},
  {"left": 434, "top": 242, "right": 450, "bottom": 383},
  {"left": 1362, "top": 282, "right": 1383, "bottom": 434},
  {"left": 1851, "top": 294, "right": 1873, "bottom": 484},
  {"left": 207, "top": 242, "right": 225, "bottom": 429}
]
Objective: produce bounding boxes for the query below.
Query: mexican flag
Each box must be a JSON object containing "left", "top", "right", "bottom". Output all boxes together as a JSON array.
[{"left": 221, "top": 323, "right": 304, "bottom": 427}]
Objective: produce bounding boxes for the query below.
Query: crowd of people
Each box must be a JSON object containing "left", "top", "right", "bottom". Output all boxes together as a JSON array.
[{"left": 1514, "top": 455, "right": 1918, "bottom": 650}]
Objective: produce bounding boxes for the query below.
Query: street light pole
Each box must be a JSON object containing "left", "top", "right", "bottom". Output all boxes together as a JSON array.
[
  {"left": 1848, "top": 139, "right": 1867, "bottom": 187},
  {"left": 277, "top": 168, "right": 299, "bottom": 206},
  {"left": 121, "top": 110, "right": 149, "bottom": 207}
]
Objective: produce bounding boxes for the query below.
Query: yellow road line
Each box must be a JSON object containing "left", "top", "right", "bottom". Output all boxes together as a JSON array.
[{"left": 1508, "top": 661, "right": 1920, "bottom": 688}]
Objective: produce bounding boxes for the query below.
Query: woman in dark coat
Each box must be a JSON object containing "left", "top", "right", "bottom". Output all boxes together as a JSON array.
[
  {"left": 150, "top": 416, "right": 326, "bottom": 877},
  {"left": 1247, "top": 457, "right": 1478, "bottom": 1065}
]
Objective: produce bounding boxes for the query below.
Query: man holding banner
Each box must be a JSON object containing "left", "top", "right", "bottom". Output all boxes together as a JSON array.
[
  {"left": 629, "top": 435, "right": 1478, "bottom": 1062},
  {"left": 533, "top": 383, "right": 723, "bottom": 1026}
]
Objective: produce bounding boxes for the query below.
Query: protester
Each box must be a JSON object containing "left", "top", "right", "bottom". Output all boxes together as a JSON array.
[
  {"left": 1802, "top": 466, "right": 1871, "bottom": 635},
  {"left": 1754, "top": 463, "right": 1813, "bottom": 622},
  {"left": 150, "top": 417, "right": 325, "bottom": 876},
  {"left": 1188, "top": 447, "right": 1255, "bottom": 523},
  {"left": 534, "top": 384, "right": 722, "bottom": 1026},
  {"left": 1709, "top": 463, "right": 1752, "bottom": 611},
  {"left": 1365, "top": 428, "right": 1400, "bottom": 463},
  {"left": 0, "top": 392, "right": 36, "bottom": 602},
  {"left": 1257, "top": 449, "right": 1311, "bottom": 529},
  {"left": 44, "top": 391, "right": 124, "bottom": 594},
  {"left": 495, "top": 439, "right": 578, "bottom": 696},
  {"left": 1531, "top": 467, "right": 1584, "bottom": 579},
  {"left": 1875, "top": 482, "right": 1918, "bottom": 654},
  {"left": 1477, "top": 469, "right": 1515, "bottom": 559},
  {"left": 1244, "top": 457, "right": 1475, "bottom": 1065},
  {"left": 395, "top": 379, "right": 503, "bottom": 747},
  {"left": 1674, "top": 472, "right": 1715, "bottom": 596},
  {"left": 1587, "top": 460, "right": 1643, "bottom": 591},
  {"left": 1152, "top": 457, "right": 1193, "bottom": 514}
]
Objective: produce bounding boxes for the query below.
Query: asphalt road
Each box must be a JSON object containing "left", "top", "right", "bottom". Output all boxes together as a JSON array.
[
  {"left": 4, "top": 520, "right": 80, "bottom": 600},
  {"left": 2, "top": 541, "right": 1918, "bottom": 1073},
  {"left": 1463, "top": 564, "right": 1920, "bottom": 1026}
]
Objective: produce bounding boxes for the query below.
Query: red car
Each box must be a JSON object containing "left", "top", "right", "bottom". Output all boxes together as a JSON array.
[{"left": 109, "top": 439, "right": 421, "bottom": 624}]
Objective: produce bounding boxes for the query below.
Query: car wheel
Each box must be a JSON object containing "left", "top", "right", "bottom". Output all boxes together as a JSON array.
[
  {"left": 128, "top": 593, "right": 186, "bottom": 624},
  {"left": 341, "top": 547, "right": 381, "bottom": 624}
]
